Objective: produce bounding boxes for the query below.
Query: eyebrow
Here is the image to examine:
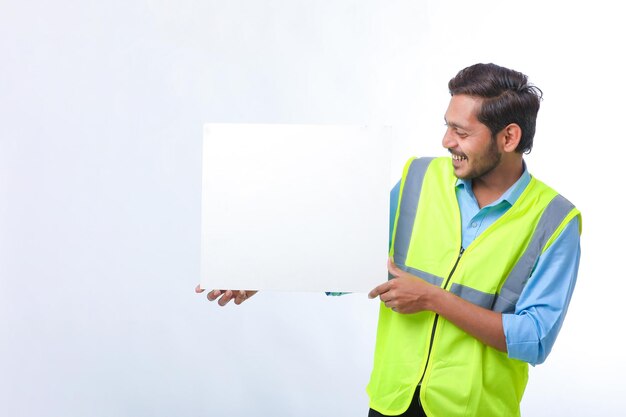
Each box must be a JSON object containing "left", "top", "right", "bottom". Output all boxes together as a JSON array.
[{"left": 444, "top": 117, "right": 466, "bottom": 130}]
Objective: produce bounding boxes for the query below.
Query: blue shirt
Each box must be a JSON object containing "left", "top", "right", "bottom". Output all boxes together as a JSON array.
[{"left": 389, "top": 165, "right": 580, "bottom": 365}]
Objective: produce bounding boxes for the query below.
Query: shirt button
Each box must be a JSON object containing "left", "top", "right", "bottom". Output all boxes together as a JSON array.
[{"left": 471, "top": 222, "right": 478, "bottom": 228}]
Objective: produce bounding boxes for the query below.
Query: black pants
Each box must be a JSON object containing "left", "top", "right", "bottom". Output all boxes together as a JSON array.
[{"left": 368, "top": 387, "right": 427, "bottom": 417}]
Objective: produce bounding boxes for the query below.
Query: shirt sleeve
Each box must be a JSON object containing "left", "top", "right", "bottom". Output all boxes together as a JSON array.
[{"left": 502, "top": 216, "right": 581, "bottom": 365}]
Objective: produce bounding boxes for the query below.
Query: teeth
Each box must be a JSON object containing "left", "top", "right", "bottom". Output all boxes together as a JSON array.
[{"left": 452, "top": 154, "right": 467, "bottom": 161}]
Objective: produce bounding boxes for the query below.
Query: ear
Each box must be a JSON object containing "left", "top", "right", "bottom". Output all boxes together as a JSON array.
[{"left": 499, "top": 123, "right": 522, "bottom": 153}]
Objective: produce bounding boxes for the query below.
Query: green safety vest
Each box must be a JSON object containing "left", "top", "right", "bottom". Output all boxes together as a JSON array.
[{"left": 367, "top": 157, "right": 581, "bottom": 417}]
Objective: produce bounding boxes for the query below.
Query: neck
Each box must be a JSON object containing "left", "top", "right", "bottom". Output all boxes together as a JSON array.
[{"left": 472, "top": 156, "right": 524, "bottom": 208}]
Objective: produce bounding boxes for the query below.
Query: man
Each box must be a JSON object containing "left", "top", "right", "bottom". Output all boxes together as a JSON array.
[
  {"left": 197, "top": 63, "right": 581, "bottom": 417},
  {"left": 365, "top": 63, "right": 581, "bottom": 416}
]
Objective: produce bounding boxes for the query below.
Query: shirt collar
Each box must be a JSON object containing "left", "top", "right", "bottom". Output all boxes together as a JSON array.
[{"left": 455, "top": 161, "right": 530, "bottom": 208}]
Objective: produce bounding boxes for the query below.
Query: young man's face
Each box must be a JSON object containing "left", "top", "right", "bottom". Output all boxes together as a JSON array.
[{"left": 442, "top": 94, "right": 502, "bottom": 180}]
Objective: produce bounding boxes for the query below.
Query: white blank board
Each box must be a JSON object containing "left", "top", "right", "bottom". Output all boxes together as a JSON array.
[{"left": 201, "top": 123, "right": 391, "bottom": 292}]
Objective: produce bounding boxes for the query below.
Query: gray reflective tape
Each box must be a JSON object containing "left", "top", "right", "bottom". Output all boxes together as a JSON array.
[
  {"left": 393, "top": 157, "right": 435, "bottom": 267},
  {"left": 493, "top": 194, "right": 576, "bottom": 313},
  {"left": 490, "top": 286, "right": 517, "bottom": 314},
  {"left": 401, "top": 265, "right": 444, "bottom": 287},
  {"left": 449, "top": 283, "right": 496, "bottom": 309}
]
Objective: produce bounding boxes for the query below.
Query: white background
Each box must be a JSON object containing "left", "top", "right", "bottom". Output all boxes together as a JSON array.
[{"left": 1, "top": 1, "right": 623, "bottom": 416}]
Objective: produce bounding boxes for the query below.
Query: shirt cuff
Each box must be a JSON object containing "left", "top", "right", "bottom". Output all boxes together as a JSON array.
[{"left": 502, "top": 312, "right": 545, "bottom": 366}]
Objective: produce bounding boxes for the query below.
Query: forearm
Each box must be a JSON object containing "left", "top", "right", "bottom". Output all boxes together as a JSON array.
[
  {"left": 429, "top": 288, "right": 507, "bottom": 352},
  {"left": 373, "top": 260, "right": 508, "bottom": 352}
]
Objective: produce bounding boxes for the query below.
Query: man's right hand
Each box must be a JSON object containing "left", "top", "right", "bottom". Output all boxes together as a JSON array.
[{"left": 195, "top": 285, "right": 257, "bottom": 306}]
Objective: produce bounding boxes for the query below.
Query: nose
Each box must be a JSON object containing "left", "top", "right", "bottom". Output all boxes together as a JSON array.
[{"left": 442, "top": 128, "right": 457, "bottom": 150}]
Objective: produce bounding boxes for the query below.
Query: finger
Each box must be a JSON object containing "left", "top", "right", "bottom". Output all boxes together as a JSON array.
[
  {"left": 207, "top": 289, "right": 222, "bottom": 301},
  {"left": 218, "top": 290, "right": 234, "bottom": 306},
  {"left": 379, "top": 292, "right": 393, "bottom": 303},
  {"left": 234, "top": 290, "right": 247, "bottom": 305},
  {"left": 369, "top": 282, "right": 390, "bottom": 299},
  {"left": 387, "top": 257, "right": 401, "bottom": 277},
  {"left": 383, "top": 298, "right": 395, "bottom": 309},
  {"left": 195, "top": 284, "right": 205, "bottom": 293}
]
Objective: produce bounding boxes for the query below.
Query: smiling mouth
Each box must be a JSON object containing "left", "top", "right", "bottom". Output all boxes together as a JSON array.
[{"left": 451, "top": 153, "right": 467, "bottom": 162}]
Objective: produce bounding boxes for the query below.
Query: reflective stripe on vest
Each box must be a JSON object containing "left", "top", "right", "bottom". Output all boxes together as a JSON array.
[
  {"left": 393, "top": 157, "right": 435, "bottom": 267},
  {"left": 492, "top": 194, "right": 576, "bottom": 313}
]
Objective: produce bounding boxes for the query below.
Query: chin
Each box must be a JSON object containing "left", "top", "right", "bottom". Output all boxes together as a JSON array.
[{"left": 452, "top": 167, "right": 469, "bottom": 180}]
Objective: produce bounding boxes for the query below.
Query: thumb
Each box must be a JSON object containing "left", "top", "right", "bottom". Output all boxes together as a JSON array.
[
  {"left": 387, "top": 257, "right": 401, "bottom": 277},
  {"left": 234, "top": 290, "right": 247, "bottom": 305}
]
